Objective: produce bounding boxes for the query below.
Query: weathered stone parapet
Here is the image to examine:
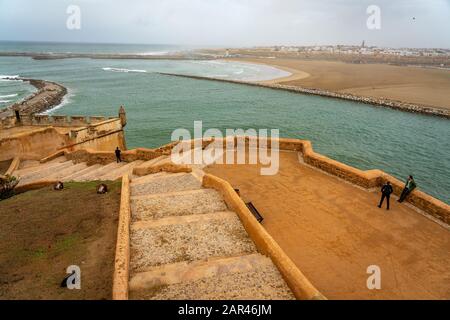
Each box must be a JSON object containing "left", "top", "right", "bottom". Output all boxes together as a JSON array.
[
  {"left": 69, "top": 116, "right": 89, "bottom": 126},
  {"left": 0, "top": 113, "right": 122, "bottom": 129},
  {"left": 60, "top": 147, "right": 161, "bottom": 166},
  {"left": 89, "top": 116, "right": 107, "bottom": 124},
  {"left": 112, "top": 174, "right": 131, "bottom": 300},
  {"left": 33, "top": 115, "right": 51, "bottom": 125},
  {"left": 52, "top": 115, "right": 69, "bottom": 126},
  {"left": 0, "top": 116, "right": 16, "bottom": 129}
]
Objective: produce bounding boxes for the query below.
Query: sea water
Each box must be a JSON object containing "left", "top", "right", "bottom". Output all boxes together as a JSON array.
[{"left": 0, "top": 42, "right": 448, "bottom": 204}]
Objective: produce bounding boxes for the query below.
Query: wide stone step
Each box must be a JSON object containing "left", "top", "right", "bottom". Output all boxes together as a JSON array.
[
  {"left": 17, "top": 161, "right": 74, "bottom": 185},
  {"left": 131, "top": 173, "right": 202, "bottom": 196},
  {"left": 77, "top": 162, "right": 125, "bottom": 181},
  {"left": 46, "top": 162, "right": 88, "bottom": 180},
  {"left": 136, "top": 156, "right": 169, "bottom": 169},
  {"left": 129, "top": 253, "right": 272, "bottom": 291},
  {"left": 132, "top": 210, "right": 236, "bottom": 230},
  {"left": 129, "top": 256, "right": 294, "bottom": 300},
  {"left": 99, "top": 160, "right": 145, "bottom": 181},
  {"left": 14, "top": 156, "right": 67, "bottom": 176},
  {"left": 130, "top": 212, "right": 256, "bottom": 272},
  {"left": 131, "top": 189, "right": 227, "bottom": 221},
  {"left": 62, "top": 164, "right": 102, "bottom": 181},
  {"left": 131, "top": 172, "right": 170, "bottom": 185},
  {"left": 170, "top": 147, "right": 203, "bottom": 166}
]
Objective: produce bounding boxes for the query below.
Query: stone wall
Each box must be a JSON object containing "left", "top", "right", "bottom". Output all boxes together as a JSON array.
[
  {"left": 0, "top": 127, "right": 71, "bottom": 161},
  {"left": 0, "top": 117, "right": 126, "bottom": 162},
  {"left": 112, "top": 174, "right": 131, "bottom": 300},
  {"left": 43, "top": 147, "right": 162, "bottom": 166},
  {"left": 0, "top": 114, "right": 113, "bottom": 130}
]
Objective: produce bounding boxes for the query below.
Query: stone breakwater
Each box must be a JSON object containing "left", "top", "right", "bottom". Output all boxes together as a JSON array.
[
  {"left": 0, "top": 78, "right": 67, "bottom": 118},
  {"left": 158, "top": 73, "right": 450, "bottom": 119},
  {"left": 0, "top": 52, "right": 214, "bottom": 61}
]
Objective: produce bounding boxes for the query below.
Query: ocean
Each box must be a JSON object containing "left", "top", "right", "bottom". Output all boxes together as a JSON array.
[{"left": 0, "top": 41, "right": 449, "bottom": 204}]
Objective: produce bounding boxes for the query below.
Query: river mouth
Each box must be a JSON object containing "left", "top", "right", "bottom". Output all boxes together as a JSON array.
[{"left": 1, "top": 55, "right": 449, "bottom": 205}]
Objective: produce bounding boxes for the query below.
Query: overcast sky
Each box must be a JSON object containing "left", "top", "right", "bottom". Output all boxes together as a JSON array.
[{"left": 0, "top": 0, "right": 449, "bottom": 48}]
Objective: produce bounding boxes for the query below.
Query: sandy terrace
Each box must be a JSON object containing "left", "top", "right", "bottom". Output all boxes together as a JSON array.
[{"left": 205, "top": 150, "right": 450, "bottom": 300}]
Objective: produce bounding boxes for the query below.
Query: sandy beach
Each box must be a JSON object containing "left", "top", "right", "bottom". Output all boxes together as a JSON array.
[{"left": 227, "top": 57, "right": 450, "bottom": 111}]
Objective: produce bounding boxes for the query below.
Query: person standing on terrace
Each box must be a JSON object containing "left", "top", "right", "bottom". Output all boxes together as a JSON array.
[
  {"left": 378, "top": 181, "right": 393, "bottom": 210},
  {"left": 115, "top": 147, "right": 122, "bottom": 163}
]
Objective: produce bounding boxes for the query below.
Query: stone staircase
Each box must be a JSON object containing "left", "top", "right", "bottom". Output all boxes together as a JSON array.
[
  {"left": 127, "top": 171, "right": 295, "bottom": 300},
  {"left": 12, "top": 156, "right": 144, "bottom": 185},
  {"left": 12, "top": 150, "right": 298, "bottom": 299}
]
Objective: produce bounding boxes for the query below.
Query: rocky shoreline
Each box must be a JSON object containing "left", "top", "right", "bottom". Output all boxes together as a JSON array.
[
  {"left": 0, "top": 78, "right": 67, "bottom": 119},
  {"left": 158, "top": 72, "right": 450, "bottom": 119}
]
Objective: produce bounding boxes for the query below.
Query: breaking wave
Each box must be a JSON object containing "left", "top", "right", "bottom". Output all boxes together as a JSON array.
[
  {"left": 0, "top": 93, "right": 18, "bottom": 98},
  {"left": 102, "top": 67, "right": 147, "bottom": 73},
  {"left": 0, "top": 75, "right": 20, "bottom": 81}
]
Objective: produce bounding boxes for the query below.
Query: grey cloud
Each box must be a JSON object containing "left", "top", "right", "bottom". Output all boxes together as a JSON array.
[{"left": 0, "top": 0, "right": 448, "bottom": 48}]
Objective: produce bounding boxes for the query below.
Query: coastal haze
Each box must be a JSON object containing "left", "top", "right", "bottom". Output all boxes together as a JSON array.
[{"left": 0, "top": 0, "right": 449, "bottom": 301}]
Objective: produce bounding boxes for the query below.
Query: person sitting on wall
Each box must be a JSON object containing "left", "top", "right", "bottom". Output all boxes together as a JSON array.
[
  {"left": 378, "top": 181, "right": 393, "bottom": 210},
  {"left": 97, "top": 183, "right": 108, "bottom": 194},
  {"left": 398, "top": 175, "right": 417, "bottom": 203},
  {"left": 115, "top": 147, "right": 122, "bottom": 163}
]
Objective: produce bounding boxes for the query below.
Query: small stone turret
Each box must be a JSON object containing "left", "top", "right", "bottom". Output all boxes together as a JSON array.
[{"left": 119, "top": 105, "right": 127, "bottom": 127}]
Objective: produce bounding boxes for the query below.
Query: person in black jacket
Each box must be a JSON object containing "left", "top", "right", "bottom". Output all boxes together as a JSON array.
[
  {"left": 115, "top": 147, "right": 122, "bottom": 163},
  {"left": 378, "top": 181, "right": 393, "bottom": 210}
]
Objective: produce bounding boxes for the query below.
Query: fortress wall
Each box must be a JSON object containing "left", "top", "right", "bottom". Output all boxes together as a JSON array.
[
  {"left": 61, "top": 146, "right": 162, "bottom": 166},
  {"left": 1, "top": 117, "right": 125, "bottom": 162},
  {"left": 0, "top": 127, "right": 70, "bottom": 161},
  {"left": 89, "top": 116, "right": 107, "bottom": 123},
  {"left": 0, "top": 116, "right": 16, "bottom": 129},
  {"left": 68, "top": 118, "right": 123, "bottom": 143},
  {"left": 0, "top": 114, "right": 118, "bottom": 129},
  {"left": 203, "top": 173, "right": 325, "bottom": 300},
  {"left": 68, "top": 130, "right": 126, "bottom": 154}
]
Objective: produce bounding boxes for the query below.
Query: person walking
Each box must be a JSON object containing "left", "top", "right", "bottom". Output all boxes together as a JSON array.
[
  {"left": 378, "top": 181, "right": 393, "bottom": 210},
  {"left": 398, "top": 175, "right": 416, "bottom": 203},
  {"left": 115, "top": 147, "right": 122, "bottom": 163}
]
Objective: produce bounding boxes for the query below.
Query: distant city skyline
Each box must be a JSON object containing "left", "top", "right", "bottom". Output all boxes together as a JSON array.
[{"left": 0, "top": 0, "right": 449, "bottom": 49}]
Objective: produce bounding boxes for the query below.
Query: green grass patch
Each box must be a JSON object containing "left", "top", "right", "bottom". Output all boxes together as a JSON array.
[{"left": 63, "top": 180, "right": 121, "bottom": 191}]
